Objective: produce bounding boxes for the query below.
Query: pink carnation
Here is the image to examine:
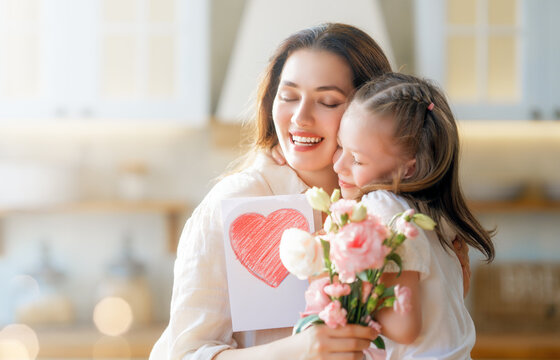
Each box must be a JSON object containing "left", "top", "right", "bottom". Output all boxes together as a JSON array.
[
  {"left": 330, "top": 219, "right": 392, "bottom": 282},
  {"left": 363, "top": 315, "right": 382, "bottom": 333},
  {"left": 301, "top": 277, "right": 331, "bottom": 317},
  {"left": 396, "top": 217, "right": 419, "bottom": 239},
  {"left": 403, "top": 209, "right": 415, "bottom": 219},
  {"left": 319, "top": 300, "right": 347, "bottom": 328},
  {"left": 329, "top": 199, "right": 357, "bottom": 223},
  {"left": 324, "top": 283, "right": 351, "bottom": 298},
  {"left": 394, "top": 285, "right": 412, "bottom": 314},
  {"left": 361, "top": 281, "right": 374, "bottom": 303},
  {"left": 363, "top": 347, "right": 387, "bottom": 360}
]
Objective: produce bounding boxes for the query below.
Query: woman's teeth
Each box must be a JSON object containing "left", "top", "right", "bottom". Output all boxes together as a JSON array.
[{"left": 292, "top": 135, "right": 322, "bottom": 146}]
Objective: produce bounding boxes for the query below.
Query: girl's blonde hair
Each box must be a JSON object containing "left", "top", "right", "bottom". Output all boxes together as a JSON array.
[{"left": 357, "top": 73, "right": 495, "bottom": 262}]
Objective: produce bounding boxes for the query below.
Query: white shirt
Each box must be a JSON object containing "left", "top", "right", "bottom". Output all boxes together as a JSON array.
[
  {"left": 150, "top": 153, "right": 309, "bottom": 360},
  {"left": 361, "top": 190, "right": 475, "bottom": 360}
]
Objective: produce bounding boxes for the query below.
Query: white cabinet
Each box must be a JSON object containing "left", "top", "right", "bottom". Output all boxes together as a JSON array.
[
  {"left": 414, "top": 0, "right": 560, "bottom": 120},
  {"left": 0, "top": 0, "right": 209, "bottom": 124}
]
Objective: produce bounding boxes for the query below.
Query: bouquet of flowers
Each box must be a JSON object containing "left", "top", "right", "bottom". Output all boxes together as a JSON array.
[{"left": 279, "top": 187, "right": 436, "bottom": 356}]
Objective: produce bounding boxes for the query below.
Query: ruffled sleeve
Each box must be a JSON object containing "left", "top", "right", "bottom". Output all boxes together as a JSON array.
[{"left": 361, "top": 190, "right": 431, "bottom": 280}]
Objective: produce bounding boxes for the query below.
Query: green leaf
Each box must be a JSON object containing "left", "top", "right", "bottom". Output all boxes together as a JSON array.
[
  {"left": 382, "top": 285, "right": 395, "bottom": 299},
  {"left": 386, "top": 253, "right": 403, "bottom": 277},
  {"left": 357, "top": 271, "right": 369, "bottom": 282},
  {"left": 293, "top": 314, "right": 322, "bottom": 334},
  {"left": 320, "top": 239, "right": 331, "bottom": 264},
  {"left": 372, "top": 336, "right": 385, "bottom": 349},
  {"left": 340, "top": 213, "right": 349, "bottom": 226}
]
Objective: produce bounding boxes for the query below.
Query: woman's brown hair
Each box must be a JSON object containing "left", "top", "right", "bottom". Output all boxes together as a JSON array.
[
  {"left": 247, "top": 23, "right": 392, "bottom": 153},
  {"left": 357, "top": 73, "right": 495, "bottom": 262}
]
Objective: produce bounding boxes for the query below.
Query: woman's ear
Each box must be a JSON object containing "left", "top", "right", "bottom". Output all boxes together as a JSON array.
[{"left": 402, "top": 158, "right": 416, "bottom": 179}]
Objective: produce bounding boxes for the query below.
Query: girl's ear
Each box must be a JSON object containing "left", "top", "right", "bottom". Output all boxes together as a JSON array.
[{"left": 402, "top": 158, "right": 416, "bottom": 179}]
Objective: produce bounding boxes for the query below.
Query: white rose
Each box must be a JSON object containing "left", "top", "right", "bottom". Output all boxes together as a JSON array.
[{"left": 280, "top": 228, "right": 324, "bottom": 280}]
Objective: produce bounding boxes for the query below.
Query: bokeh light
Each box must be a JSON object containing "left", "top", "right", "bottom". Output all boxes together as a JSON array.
[
  {"left": 93, "top": 297, "right": 133, "bottom": 336},
  {"left": 0, "top": 323, "right": 39, "bottom": 360}
]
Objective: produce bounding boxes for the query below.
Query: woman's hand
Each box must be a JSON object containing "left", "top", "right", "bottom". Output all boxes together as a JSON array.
[
  {"left": 293, "top": 324, "right": 378, "bottom": 360},
  {"left": 452, "top": 236, "right": 471, "bottom": 298},
  {"left": 270, "top": 145, "right": 286, "bottom": 165}
]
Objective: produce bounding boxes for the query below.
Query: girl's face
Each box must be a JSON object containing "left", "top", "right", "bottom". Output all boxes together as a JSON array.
[
  {"left": 272, "top": 49, "right": 353, "bottom": 176},
  {"left": 333, "top": 103, "right": 416, "bottom": 200}
]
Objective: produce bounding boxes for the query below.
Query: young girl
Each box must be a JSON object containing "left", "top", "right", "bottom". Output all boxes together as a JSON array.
[{"left": 333, "top": 72, "right": 495, "bottom": 359}]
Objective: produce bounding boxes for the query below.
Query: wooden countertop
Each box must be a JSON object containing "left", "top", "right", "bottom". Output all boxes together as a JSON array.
[
  {"left": 472, "top": 332, "right": 560, "bottom": 359},
  {"left": 32, "top": 326, "right": 560, "bottom": 359}
]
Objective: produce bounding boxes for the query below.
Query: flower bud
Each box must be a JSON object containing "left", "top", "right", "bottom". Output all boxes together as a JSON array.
[
  {"left": 350, "top": 203, "right": 367, "bottom": 222},
  {"left": 412, "top": 213, "right": 437, "bottom": 230},
  {"left": 330, "top": 188, "right": 341, "bottom": 202},
  {"left": 306, "top": 187, "right": 331, "bottom": 213}
]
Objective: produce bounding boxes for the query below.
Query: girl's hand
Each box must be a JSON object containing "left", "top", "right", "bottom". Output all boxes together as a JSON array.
[
  {"left": 295, "top": 324, "right": 379, "bottom": 360},
  {"left": 452, "top": 236, "right": 471, "bottom": 298},
  {"left": 270, "top": 145, "right": 286, "bottom": 165}
]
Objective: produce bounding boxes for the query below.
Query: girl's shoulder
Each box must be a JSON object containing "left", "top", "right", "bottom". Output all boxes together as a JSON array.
[{"left": 360, "top": 190, "right": 411, "bottom": 222}]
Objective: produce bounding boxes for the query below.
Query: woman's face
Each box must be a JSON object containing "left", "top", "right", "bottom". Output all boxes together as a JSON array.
[{"left": 272, "top": 49, "right": 354, "bottom": 175}]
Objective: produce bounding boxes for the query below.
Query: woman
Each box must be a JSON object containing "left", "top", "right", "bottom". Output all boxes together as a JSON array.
[{"left": 151, "top": 23, "right": 468, "bottom": 360}]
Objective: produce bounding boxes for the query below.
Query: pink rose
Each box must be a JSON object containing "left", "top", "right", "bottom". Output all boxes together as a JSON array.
[
  {"left": 324, "top": 283, "right": 351, "bottom": 298},
  {"left": 301, "top": 277, "right": 331, "bottom": 317},
  {"left": 367, "top": 319, "right": 382, "bottom": 333},
  {"left": 330, "top": 219, "right": 392, "bottom": 282},
  {"left": 394, "top": 285, "right": 412, "bottom": 314},
  {"left": 396, "top": 217, "right": 419, "bottom": 240},
  {"left": 318, "top": 300, "right": 347, "bottom": 328},
  {"left": 363, "top": 347, "right": 387, "bottom": 360}
]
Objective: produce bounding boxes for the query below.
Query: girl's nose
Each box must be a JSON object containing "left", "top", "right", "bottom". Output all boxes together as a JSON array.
[
  {"left": 332, "top": 148, "right": 346, "bottom": 175},
  {"left": 292, "top": 99, "right": 314, "bottom": 127}
]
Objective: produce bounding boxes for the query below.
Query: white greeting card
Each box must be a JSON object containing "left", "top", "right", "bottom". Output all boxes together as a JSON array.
[{"left": 222, "top": 194, "right": 318, "bottom": 331}]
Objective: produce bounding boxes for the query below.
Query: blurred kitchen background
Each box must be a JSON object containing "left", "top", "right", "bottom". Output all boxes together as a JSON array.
[{"left": 0, "top": 0, "right": 558, "bottom": 359}]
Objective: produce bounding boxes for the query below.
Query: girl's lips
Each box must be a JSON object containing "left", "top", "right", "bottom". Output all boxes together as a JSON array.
[{"left": 338, "top": 179, "right": 355, "bottom": 189}]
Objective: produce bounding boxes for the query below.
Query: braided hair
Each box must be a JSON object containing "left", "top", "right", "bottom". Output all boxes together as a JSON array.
[{"left": 357, "top": 73, "right": 495, "bottom": 262}]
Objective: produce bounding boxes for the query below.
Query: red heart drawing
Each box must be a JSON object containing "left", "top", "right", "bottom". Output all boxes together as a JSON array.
[{"left": 229, "top": 208, "right": 309, "bottom": 288}]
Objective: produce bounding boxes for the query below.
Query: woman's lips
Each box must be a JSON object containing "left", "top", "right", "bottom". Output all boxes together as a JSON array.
[{"left": 289, "top": 131, "right": 324, "bottom": 151}]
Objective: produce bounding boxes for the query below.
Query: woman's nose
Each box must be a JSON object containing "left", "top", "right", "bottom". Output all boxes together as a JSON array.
[{"left": 292, "top": 99, "right": 313, "bottom": 127}]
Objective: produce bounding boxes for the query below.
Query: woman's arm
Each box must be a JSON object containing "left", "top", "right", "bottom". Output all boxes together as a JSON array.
[
  {"left": 215, "top": 324, "right": 378, "bottom": 360},
  {"left": 375, "top": 271, "right": 422, "bottom": 345}
]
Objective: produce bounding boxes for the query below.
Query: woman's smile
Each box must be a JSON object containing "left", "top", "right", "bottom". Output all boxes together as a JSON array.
[{"left": 289, "top": 130, "right": 324, "bottom": 151}]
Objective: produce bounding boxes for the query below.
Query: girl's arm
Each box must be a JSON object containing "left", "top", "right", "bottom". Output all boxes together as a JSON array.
[
  {"left": 375, "top": 271, "right": 422, "bottom": 345},
  {"left": 215, "top": 324, "right": 378, "bottom": 360}
]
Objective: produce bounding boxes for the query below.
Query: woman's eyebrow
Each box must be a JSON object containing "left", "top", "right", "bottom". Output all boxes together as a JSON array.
[{"left": 279, "top": 81, "right": 347, "bottom": 95}]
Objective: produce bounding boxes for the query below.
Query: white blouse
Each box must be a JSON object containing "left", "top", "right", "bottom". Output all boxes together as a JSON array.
[
  {"left": 150, "top": 153, "right": 309, "bottom": 360},
  {"left": 361, "top": 190, "right": 475, "bottom": 360}
]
